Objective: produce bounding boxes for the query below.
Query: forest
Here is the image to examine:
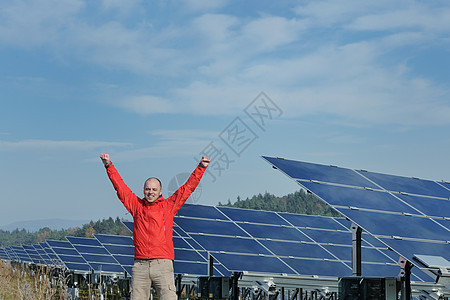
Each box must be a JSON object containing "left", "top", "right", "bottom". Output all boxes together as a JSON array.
[{"left": 219, "top": 189, "right": 340, "bottom": 217}]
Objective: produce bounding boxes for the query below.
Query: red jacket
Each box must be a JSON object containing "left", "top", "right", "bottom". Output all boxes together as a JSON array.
[{"left": 106, "top": 162, "right": 206, "bottom": 260}]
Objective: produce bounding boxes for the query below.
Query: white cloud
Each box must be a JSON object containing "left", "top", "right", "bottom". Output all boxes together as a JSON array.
[
  {"left": 149, "top": 129, "right": 219, "bottom": 140},
  {"left": 0, "top": 139, "right": 132, "bottom": 151},
  {"left": 100, "top": 0, "right": 142, "bottom": 13},
  {"left": 2, "top": 0, "right": 450, "bottom": 127},
  {"left": 115, "top": 95, "right": 178, "bottom": 114},
  {"left": 240, "top": 16, "right": 305, "bottom": 51},
  {"left": 68, "top": 21, "right": 159, "bottom": 73},
  {"left": 293, "top": 0, "right": 384, "bottom": 27},
  {"left": 0, "top": 0, "right": 84, "bottom": 47},
  {"left": 111, "top": 129, "right": 218, "bottom": 161},
  {"left": 182, "top": 0, "right": 228, "bottom": 14},
  {"left": 191, "top": 14, "right": 239, "bottom": 44},
  {"left": 348, "top": 6, "right": 450, "bottom": 33}
]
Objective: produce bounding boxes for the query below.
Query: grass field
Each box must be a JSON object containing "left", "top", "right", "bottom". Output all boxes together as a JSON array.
[
  {"left": 0, "top": 259, "right": 71, "bottom": 299},
  {"left": 0, "top": 260, "right": 132, "bottom": 299}
]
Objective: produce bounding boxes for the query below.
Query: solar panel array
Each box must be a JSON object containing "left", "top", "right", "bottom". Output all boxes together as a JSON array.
[
  {"left": 107, "top": 204, "right": 425, "bottom": 279},
  {"left": 173, "top": 204, "right": 435, "bottom": 282},
  {"left": 261, "top": 156, "right": 450, "bottom": 279},
  {"left": 1, "top": 196, "right": 444, "bottom": 286}
]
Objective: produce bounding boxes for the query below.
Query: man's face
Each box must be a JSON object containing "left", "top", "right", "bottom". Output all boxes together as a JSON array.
[{"left": 143, "top": 178, "right": 162, "bottom": 203}]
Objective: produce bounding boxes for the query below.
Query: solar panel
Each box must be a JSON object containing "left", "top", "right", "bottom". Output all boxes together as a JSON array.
[
  {"left": 46, "top": 240, "right": 91, "bottom": 273},
  {"left": 356, "top": 169, "right": 450, "bottom": 198},
  {"left": 0, "top": 248, "right": 10, "bottom": 260},
  {"left": 10, "top": 245, "right": 33, "bottom": 263},
  {"left": 338, "top": 208, "right": 448, "bottom": 241},
  {"left": 122, "top": 221, "right": 133, "bottom": 233},
  {"left": 32, "top": 244, "right": 53, "bottom": 265},
  {"left": 94, "top": 234, "right": 134, "bottom": 275},
  {"left": 212, "top": 253, "right": 296, "bottom": 274},
  {"left": 22, "top": 244, "right": 46, "bottom": 265},
  {"left": 173, "top": 226, "right": 223, "bottom": 276},
  {"left": 66, "top": 236, "right": 126, "bottom": 275},
  {"left": 262, "top": 156, "right": 378, "bottom": 188},
  {"left": 278, "top": 212, "right": 349, "bottom": 230},
  {"left": 262, "top": 156, "right": 450, "bottom": 283},
  {"left": 40, "top": 242, "right": 63, "bottom": 266},
  {"left": 238, "top": 223, "right": 310, "bottom": 242},
  {"left": 5, "top": 246, "right": 19, "bottom": 261},
  {"left": 298, "top": 181, "right": 419, "bottom": 214},
  {"left": 396, "top": 194, "right": 450, "bottom": 219}
]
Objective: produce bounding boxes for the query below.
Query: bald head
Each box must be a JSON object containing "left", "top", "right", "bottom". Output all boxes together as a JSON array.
[
  {"left": 143, "top": 177, "right": 162, "bottom": 203},
  {"left": 144, "top": 177, "right": 162, "bottom": 189}
]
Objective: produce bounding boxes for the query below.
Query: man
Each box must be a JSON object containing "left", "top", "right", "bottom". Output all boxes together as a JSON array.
[{"left": 100, "top": 153, "right": 210, "bottom": 300}]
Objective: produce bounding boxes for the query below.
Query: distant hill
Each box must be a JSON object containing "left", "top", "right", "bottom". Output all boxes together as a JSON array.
[{"left": 0, "top": 218, "right": 89, "bottom": 232}]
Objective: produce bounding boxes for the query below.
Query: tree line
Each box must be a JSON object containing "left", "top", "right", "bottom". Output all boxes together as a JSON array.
[{"left": 0, "top": 217, "right": 131, "bottom": 247}]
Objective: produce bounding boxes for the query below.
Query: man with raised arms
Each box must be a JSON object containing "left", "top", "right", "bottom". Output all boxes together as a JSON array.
[{"left": 100, "top": 154, "right": 210, "bottom": 300}]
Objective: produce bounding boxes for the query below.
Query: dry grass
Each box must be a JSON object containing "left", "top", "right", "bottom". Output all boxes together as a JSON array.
[{"left": 0, "top": 260, "right": 70, "bottom": 300}]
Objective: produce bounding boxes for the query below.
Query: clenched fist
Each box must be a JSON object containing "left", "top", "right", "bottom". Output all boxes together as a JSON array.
[
  {"left": 199, "top": 156, "right": 211, "bottom": 168},
  {"left": 100, "top": 154, "right": 110, "bottom": 167}
]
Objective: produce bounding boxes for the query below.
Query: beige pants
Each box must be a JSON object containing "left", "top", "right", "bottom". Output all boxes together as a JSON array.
[{"left": 131, "top": 259, "right": 177, "bottom": 300}]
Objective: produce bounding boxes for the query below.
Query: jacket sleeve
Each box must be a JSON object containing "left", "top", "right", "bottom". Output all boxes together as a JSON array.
[
  {"left": 169, "top": 164, "right": 207, "bottom": 214},
  {"left": 106, "top": 163, "right": 140, "bottom": 216}
]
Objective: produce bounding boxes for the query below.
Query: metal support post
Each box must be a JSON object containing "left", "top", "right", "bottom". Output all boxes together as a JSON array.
[
  {"left": 398, "top": 256, "right": 412, "bottom": 300},
  {"left": 175, "top": 274, "right": 182, "bottom": 300},
  {"left": 231, "top": 272, "right": 240, "bottom": 300},
  {"left": 208, "top": 253, "right": 214, "bottom": 277},
  {"left": 291, "top": 288, "right": 299, "bottom": 300},
  {"left": 351, "top": 223, "right": 362, "bottom": 276}
]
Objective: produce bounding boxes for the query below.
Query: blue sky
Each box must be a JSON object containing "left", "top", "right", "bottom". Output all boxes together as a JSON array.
[{"left": 1, "top": 0, "right": 450, "bottom": 227}]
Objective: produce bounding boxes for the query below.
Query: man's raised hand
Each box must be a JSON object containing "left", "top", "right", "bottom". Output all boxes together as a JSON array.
[
  {"left": 200, "top": 156, "right": 211, "bottom": 168},
  {"left": 100, "top": 154, "right": 110, "bottom": 167}
]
